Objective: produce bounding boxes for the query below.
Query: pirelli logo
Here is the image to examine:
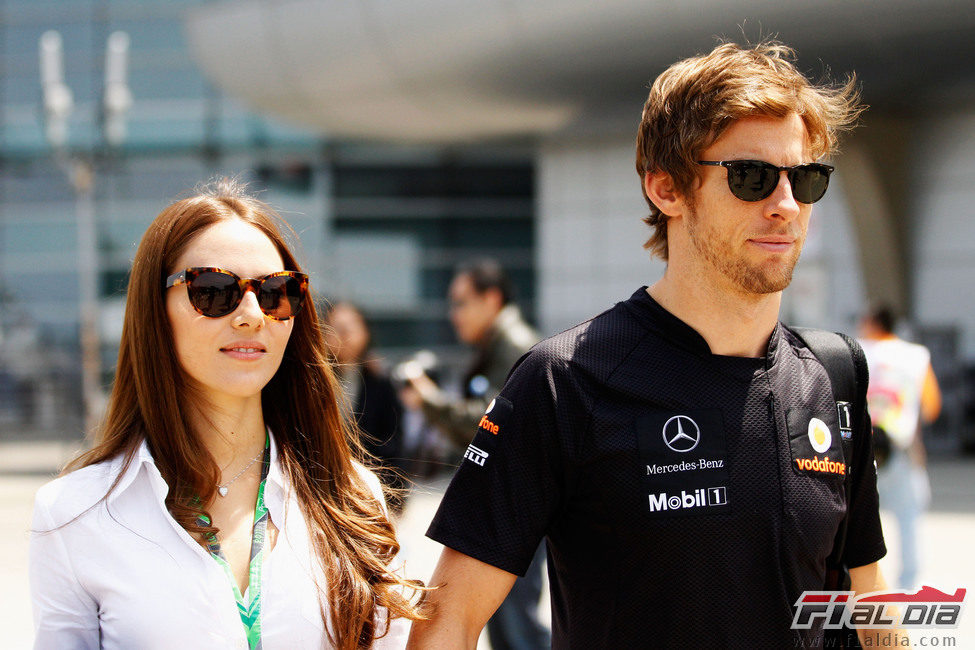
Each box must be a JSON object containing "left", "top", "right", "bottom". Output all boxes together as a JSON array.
[{"left": 463, "top": 444, "right": 489, "bottom": 467}]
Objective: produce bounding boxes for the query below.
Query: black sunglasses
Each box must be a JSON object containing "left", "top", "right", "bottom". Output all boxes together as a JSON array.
[
  {"left": 697, "top": 160, "right": 834, "bottom": 204},
  {"left": 165, "top": 267, "right": 309, "bottom": 320}
]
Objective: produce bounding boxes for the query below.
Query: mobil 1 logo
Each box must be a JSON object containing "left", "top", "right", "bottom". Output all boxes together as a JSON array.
[{"left": 634, "top": 408, "right": 731, "bottom": 518}]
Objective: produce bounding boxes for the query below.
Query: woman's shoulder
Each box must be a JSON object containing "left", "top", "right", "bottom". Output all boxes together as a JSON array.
[
  {"left": 33, "top": 457, "right": 123, "bottom": 525},
  {"left": 352, "top": 461, "right": 384, "bottom": 499},
  {"left": 351, "top": 461, "right": 394, "bottom": 516}
]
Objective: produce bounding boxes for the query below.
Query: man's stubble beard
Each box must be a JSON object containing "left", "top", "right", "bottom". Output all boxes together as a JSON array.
[{"left": 684, "top": 203, "right": 803, "bottom": 295}]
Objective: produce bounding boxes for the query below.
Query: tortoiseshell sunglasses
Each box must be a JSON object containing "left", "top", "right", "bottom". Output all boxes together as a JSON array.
[{"left": 165, "top": 267, "right": 309, "bottom": 320}]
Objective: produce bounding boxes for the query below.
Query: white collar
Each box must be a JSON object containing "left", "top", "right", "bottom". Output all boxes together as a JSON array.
[
  {"left": 106, "top": 430, "right": 289, "bottom": 509},
  {"left": 104, "top": 438, "right": 168, "bottom": 506}
]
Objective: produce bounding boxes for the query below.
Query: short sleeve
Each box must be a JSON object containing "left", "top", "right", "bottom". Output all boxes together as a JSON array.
[
  {"left": 426, "top": 345, "right": 583, "bottom": 576},
  {"left": 29, "top": 493, "right": 100, "bottom": 649},
  {"left": 842, "top": 392, "right": 888, "bottom": 568}
]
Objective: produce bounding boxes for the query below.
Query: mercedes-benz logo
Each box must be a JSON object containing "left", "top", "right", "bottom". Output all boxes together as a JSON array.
[{"left": 662, "top": 415, "right": 701, "bottom": 452}]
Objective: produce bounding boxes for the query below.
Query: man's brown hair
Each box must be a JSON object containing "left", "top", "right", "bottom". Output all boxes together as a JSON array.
[{"left": 635, "top": 40, "right": 864, "bottom": 259}]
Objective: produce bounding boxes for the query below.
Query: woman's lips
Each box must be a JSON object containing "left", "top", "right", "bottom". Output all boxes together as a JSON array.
[{"left": 220, "top": 343, "right": 266, "bottom": 360}]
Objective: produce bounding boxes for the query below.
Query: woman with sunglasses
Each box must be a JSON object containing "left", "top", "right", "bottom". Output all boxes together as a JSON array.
[{"left": 29, "top": 180, "right": 422, "bottom": 649}]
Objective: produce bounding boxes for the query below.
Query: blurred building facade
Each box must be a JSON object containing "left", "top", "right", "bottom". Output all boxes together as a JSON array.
[
  {"left": 3, "top": 1, "right": 974, "bottom": 449},
  {"left": 183, "top": 0, "right": 975, "bottom": 450},
  {"left": 0, "top": 0, "right": 534, "bottom": 435}
]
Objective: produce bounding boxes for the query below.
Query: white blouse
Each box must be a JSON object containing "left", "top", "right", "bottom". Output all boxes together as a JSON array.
[{"left": 29, "top": 434, "right": 409, "bottom": 649}]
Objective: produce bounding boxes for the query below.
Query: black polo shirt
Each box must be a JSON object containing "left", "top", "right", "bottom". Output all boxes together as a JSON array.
[{"left": 427, "top": 287, "right": 886, "bottom": 648}]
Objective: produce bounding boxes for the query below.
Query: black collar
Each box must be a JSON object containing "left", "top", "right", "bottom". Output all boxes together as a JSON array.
[{"left": 621, "top": 286, "right": 782, "bottom": 373}]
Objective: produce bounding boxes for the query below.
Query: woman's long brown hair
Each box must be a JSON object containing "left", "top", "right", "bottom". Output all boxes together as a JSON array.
[{"left": 64, "top": 179, "right": 423, "bottom": 648}]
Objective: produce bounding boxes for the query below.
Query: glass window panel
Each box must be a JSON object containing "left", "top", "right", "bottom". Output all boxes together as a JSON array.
[
  {"left": 2, "top": 221, "right": 77, "bottom": 253},
  {"left": 2, "top": 272, "right": 79, "bottom": 306},
  {"left": 110, "top": 18, "right": 188, "bottom": 51}
]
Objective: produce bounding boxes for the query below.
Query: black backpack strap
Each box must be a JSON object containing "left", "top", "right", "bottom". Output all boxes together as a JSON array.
[{"left": 790, "top": 327, "right": 869, "bottom": 589}]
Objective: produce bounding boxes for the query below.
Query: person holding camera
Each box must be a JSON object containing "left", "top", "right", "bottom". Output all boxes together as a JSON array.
[{"left": 403, "top": 258, "right": 548, "bottom": 650}]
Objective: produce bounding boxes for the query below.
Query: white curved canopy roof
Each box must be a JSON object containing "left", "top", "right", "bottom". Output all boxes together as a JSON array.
[{"left": 185, "top": 0, "right": 975, "bottom": 142}]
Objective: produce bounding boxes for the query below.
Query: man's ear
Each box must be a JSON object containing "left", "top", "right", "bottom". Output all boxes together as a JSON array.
[{"left": 644, "top": 171, "right": 685, "bottom": 218}]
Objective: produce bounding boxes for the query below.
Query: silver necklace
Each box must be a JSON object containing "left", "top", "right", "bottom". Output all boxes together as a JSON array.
[{"left": 217, "top": 450, "right": 263, "bottom": 497}]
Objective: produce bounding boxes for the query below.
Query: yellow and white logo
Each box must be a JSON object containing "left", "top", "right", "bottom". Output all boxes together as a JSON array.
[{"left": 808, "top": 418, "right": 832, "bottom": 454}]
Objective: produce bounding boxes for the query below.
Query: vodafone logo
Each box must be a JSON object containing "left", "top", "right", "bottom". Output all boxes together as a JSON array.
[
  {"left": 794, "top": 455, "right": 845, "bottom": 476},
  {"left": 476, "top": 396, "right": 512, "bottom": 437},
  {"left": 478, "top": 399, "right": 501, "bottom": 435},
  {"left": 808, "top": 418, "right": 832, "bottom": 453}
]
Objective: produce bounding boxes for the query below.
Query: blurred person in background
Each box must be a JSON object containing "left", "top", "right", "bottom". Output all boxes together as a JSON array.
[
  {"left": 403, "top": 260, "right": 538, "bottom": 448},
  {"left": 392, "top": 350, "right": 457, "bottom": 481},
  {"left": 0, "top": 312, "right": 44, "bottom": 426},
  {"left": 29, "top": 180, "right": 422, "bottom": 649},
  {"left": 859, "top": 304, "right": 942, "bottom": 589},
  {"left": 325, "top": 301, "right": 408, "bottom": 514},
  {"left": 402, "top": 258, "right": 548, "bottom": 650}
]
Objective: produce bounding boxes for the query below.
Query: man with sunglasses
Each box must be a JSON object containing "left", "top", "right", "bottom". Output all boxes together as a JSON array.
[{"left": 410, "top": 41, "right": 890, "bottom": 649}]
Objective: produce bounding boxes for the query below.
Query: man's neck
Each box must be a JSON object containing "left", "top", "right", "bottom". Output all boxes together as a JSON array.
[{"left": 648, "top": 273, "right": 782, "bottom": 358}]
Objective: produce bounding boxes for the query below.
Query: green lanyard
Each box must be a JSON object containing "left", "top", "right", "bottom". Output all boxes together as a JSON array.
[{"left": 197, "top": 436, "right": 271, "bottom": 650}]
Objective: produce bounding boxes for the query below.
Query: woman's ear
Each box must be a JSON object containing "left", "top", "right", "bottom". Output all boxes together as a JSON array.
[{"left": 643, "top": 171, "right": 685, "bottom": 218}]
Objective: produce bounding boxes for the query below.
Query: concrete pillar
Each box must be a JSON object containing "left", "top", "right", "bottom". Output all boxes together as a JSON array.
[{"left": 835, "top": 115, "right": 914, "bottom": 315}]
